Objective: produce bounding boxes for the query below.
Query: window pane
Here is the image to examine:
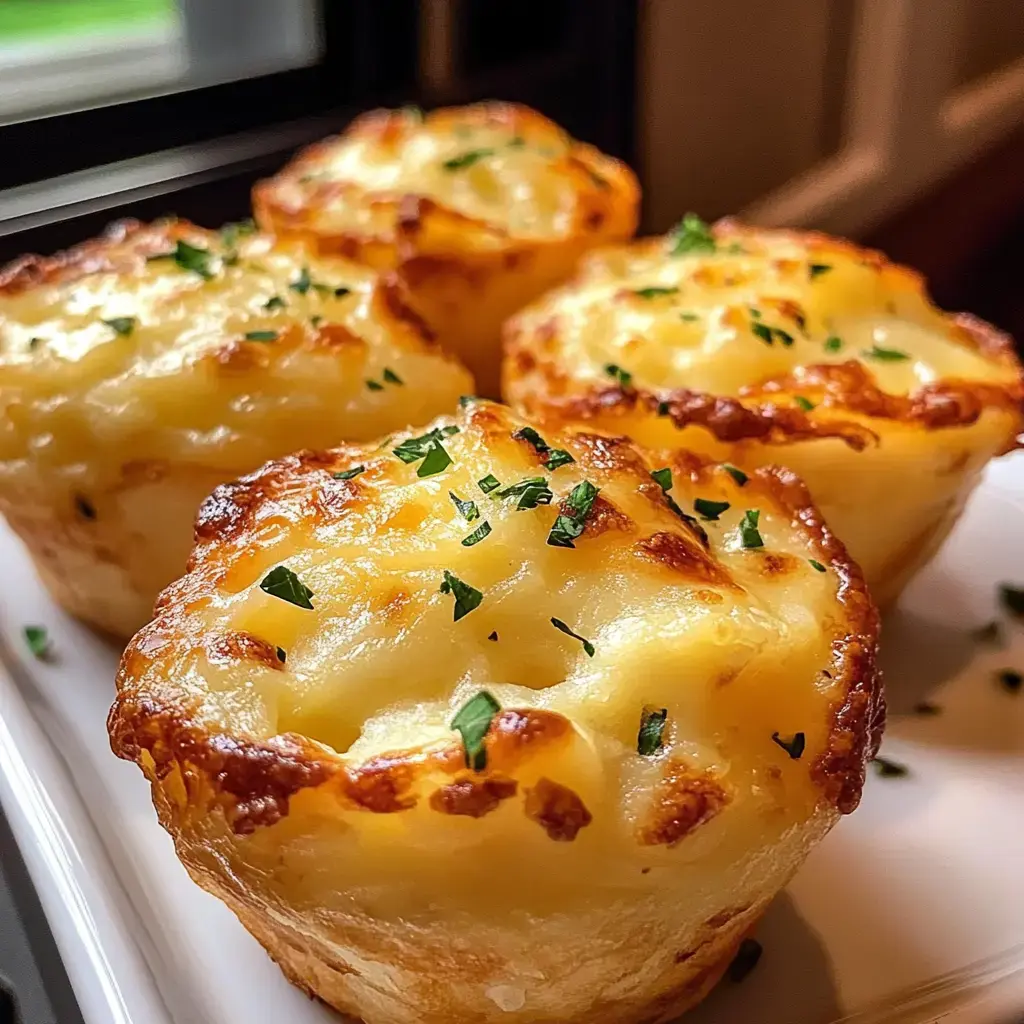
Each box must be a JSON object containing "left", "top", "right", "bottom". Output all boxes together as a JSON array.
[{"left": 0, "top": 0, "right": 320, "bottom": 125}]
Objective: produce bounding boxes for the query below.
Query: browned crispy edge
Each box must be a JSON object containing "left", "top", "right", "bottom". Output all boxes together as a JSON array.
[
  {"left": 503, "top": 220, "right": 1024, "bottom": 448},
  {"left": 251, "top": 101, "right": 641, "bottom": 261},
  {"left": 107, "top": 404, "right": 882, "bottom": 840}
]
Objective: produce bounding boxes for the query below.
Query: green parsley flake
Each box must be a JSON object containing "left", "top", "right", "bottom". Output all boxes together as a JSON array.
[
  {"left": 23, "top": 625, "right": 51, "bottom": 660},
  {"left": 168, "top": 240, "right": 216, "bottom": 280},
  {"left": 28, "top": 337, "right": 43, "bottom": 351},
  {"left": 637, "top": 706, "right": 667, "bottom": 755},
  {"left": 103, "top": 316, "right": 136, "bottom": 337},
  {"left": 694, "top": 497, "right": 730, "bottom": 521},
  {"left": 794, "top": 396, "right": 815, "bottom": 412},
  {"left": 449, "top": 491, "right": 480, "bottom": 522},
  {"left": 366, "top": 379, "right": 384, "bottom": 391},
  {"left": 334, "top": 286, "right": 351, "bottom": 298},
  {"left": 680, "top": 312, "right": 700, "bottom": 322},
  {"left": 650, "top": 468, "right": 672, "bottom": 491},
  {"left": 771, "top": 731, "right": 806, "bottom": 759},
  {"left": 633, "top": 286, "right": 679, "bottom": 299},
  {"left": 461, "top": 522, "right": 492, "bottom": 547},
  {"left": 550, "top": 617, "right": 595, "bottom": 657},
  {"left": 333, "top": 466, "right": 365, "bottom": 480},
  {"left": 739, "top": 509, "right": 763, "bottom": 549},
  {"left": 478, "top": 473, "right": 501, "bottom": 494},
  {"left": 872, "top": 756, "right": 909, "bottom": 778},
  {"left": 547, "top": 480, "right": 600, "bottom": 548},
  {"left": 220, "top": 219, "right": 256, "bottom": 248},
  {"left": 605, "top": 363, "right": 633, "bottom": 388},
  {"left": 259, "top": 566, "right": 314, "bottom": 609},
  {"left": 824, "top": 335, "right": 843, "bottom": 353},
  {"left": 289, "top": 266, "right": 313, "bottom": 295},
  {"left": 439, "top": 570, "right": 483, "bottom": 621},
  {"left": 459, "top": 395, "right": 478, "bottom": 408},
  {"left": 512, "top": 426, "right": 575, "bottom": 471},
  {"left": 392, "top": 426, "right": 459, "bottom": 478},
  {"left": 244, "top": 330, "right": 278, "bottom": 342},
  {"left": 451, "top": 690, "right": 500, "bottom": 770},
  {"left": 808, "top": 559, "right": 826, "bottom": 572},
  {"left": 862, "top": 344, "right": 910, "bottom": 361},
  {"left": 275, "top": 646, "right": 286, "bottom": 664},
  {"left": 808, "top": 263, "right": 832, "bottom": 280},
  {"left": 383, "top": 367, "right": 403, "bottom": 385},
  {"left": 723, "top": 464, "right": 748, "bottom": 486},
  {"left": 667, "top": 212, "right": 716, "bottom": 256},
  {"left": 443, "top": 148, "right": 495, "bottom": 171},
  {"left": 496, "top": 476, "right": 553, "bottom": 510},
  {"left": 752, "top": 320, "right": 794, "bottom": 347},
  {"left": 264, "top": 295, "right": 286, "bottom": 310}
]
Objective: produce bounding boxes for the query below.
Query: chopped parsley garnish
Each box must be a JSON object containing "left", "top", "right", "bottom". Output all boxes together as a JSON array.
[
  {"left": 547, "top": 480, "right": 599, "bottom": 548},
  {"left": 824, "top": 335, "right": 843, "bottom": 353},
  {"left": 488, "top": 631, "right": 498, "bottom": 641},
  {"left": 808, "top": 263, "right": 832, "bottom": 280},
  {"left": 739, "top": 509, "right": 763, "bottom": 548},
  {"left": 604, "top": 363, "right": 633, "bottom": 388},
  {"left": 276, "top": 646, "right": 286, "bottom": 664},
  {"left": 289, "top": 266, "right": 313, "bottom": 295},
  {"left": 633, "top": 286, "right": 679, "bottom": 299},
  {"left": 808, "top": 559, "right": 826, "bottom": 572},
  {"left": 443, "top": 148, "right": 495, "bottom": 171},
  {"left": 637, "top": 706, "right": 667, "bottom": 755},
  {"left": 74, "top": 494, "right": 96, "bottom": 520},
  {"left": 694, "top": 497, "right": 730, "bottom": 521},
  {"left": 650, "top": 468, "right": 695, "bottom": 525},
  {"left": 551, "top": 617, "right": 595, "bottom": 657},
  {"left": 451, "top": 690, "right": 500, "bottom": 770},
  {"left": 23, "top": 625, "right": 51, "bottom": 660},
  {"left": 512, "top": 426, "right": 575, "bottom": 471},
  {"left": 383, "top": 367, "right": 403, "bottom": 385},
  {"left": 913, "top": 701, "right": 941, "bottom": 715},
  {"left": 244, "top": 330, "right": 278, "bottom": 342},
  {"left": 449, "top": 491, "right": 480, "bottom": 522},
  {"left": 103, "top": 316, "right": 136, "bottom": 337},
  {"left": 462, "top": 522, "right": 492, "bottom": 547},
  {"left": 477, "top": 473, "right": 501, "bottom": 495},
  {"left": 496, "top": 476, "right": 553, "bottom": 510},
  {"left": 459, "top": 395, "right": 478, "bottom": 408},
  {"left": 656, "top": 400, "right": 671, "bottom": 416},
  {"left": 998, "top": 584, "right": 1024, "bottom": 616},
  {"left": 366, "top": 379, "right": 384, "bottom": 391},
  {"left": 333, "top": 286, "right": 351, "bottom": 298},
  {"left": 667, "top": 212, "right": 716, "bottom": 256},
  {"left": 723, "top": 464, "right": 748, "bottom": 486},
  {"left": 651, "top": 468, "right": 672, "bottom": 491},
  {"left": 997, "top": 669, "right": 1022, "bottom": 694},
  {"left": 168, "top": 239, "right": 216, "bottom": 279},
  {"left": 220, "top": 219, "right": 256, "bottom": 248},
  {"left": 680, "top": 312, "right": 700, "bottom": 322},
  {"left": 752, "top": 320, "right": 794, "bottom": 347},
  {"left": 28, "top": 336, "right": 43, "bottom": 350},
  {"left": 727, "top": 939, "right": 763, "bottom": 983},
  {"left": 333, "top": 466, "right": 365, "bottom": 480},
  {"left": 872, "top": 756, "right": 909, "bottom": 778},
  {"left": 794, "top": 396, "right": 815, "bottom": 412},
  {"left": 310, "top": 315, "right": 323, "bottom": 328},
  {"left": 439, "top": 570, "right": 483, "bottom": 621},
  {"left": 259, "top": 565, "right": 314, "bottom": 609},
  {"left": 862, "top": 344, "right": 910, "bottom": 361},
  {"left": 771, "top": 731, "right": 806, "bottom": 759},
  {"left": 263, "top": 295, "right": 286, "bottom": 310},
  {"left": 392, "top": 426, "right": 459, "bottom": 478}
]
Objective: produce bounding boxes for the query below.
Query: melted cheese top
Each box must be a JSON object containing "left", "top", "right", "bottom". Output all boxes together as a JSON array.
[
  {"left": 509, "top": 224, "right": 1016, "bottom": 399},
  {"left": 0, "top": 222, "right": 472, "bottom": 483},
  {"left": 266, "top": 104, "right": 632, "bottom": 242},
  {"left": 138, "top": 402, "right": 861, "bottom": 838}
]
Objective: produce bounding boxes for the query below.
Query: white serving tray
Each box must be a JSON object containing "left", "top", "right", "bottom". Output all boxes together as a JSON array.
[{"left": 1, "top": 456, "right": 1023, "bottom": 1024}]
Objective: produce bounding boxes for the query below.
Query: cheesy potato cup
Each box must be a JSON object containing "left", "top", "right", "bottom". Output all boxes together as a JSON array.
[
  {"left": 109, "top": 400, "right": 882, "bottom": 1024},
  {"left": 0, "top": 218, "right": 472, "bottom": 639},
  {"left": 504, "top": 217, "right": 1024, "bottom": 607},
  {"left": 253, "top": 102, "right": 640, "bottom": 396}
]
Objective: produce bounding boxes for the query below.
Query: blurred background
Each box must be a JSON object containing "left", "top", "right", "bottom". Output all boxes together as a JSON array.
[{"left": 0, "top": 0, "right": 1023, "bottom": 332}]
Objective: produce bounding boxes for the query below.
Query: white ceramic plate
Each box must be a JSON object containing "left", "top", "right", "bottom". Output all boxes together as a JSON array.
[{"left": 1, "top": 456, "right": 1023, "bottom": 1024}]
